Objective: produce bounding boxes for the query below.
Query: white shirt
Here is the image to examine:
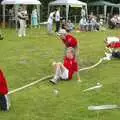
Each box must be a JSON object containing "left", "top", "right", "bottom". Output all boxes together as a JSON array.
[
  {"left": 81, "top": 9, "right": 86, "bottom": 17},
  {"left": 48, "top": 12, "right": 55, "bottom": 24},
  {"left": 55, "top": 10, "right": 60, "bottom": 22},
  {"left": 80, "top": 18, "right": 87, "bottom": 25},
  {"left": 17, "top": 10, "right": 28, "bottom": 21}
]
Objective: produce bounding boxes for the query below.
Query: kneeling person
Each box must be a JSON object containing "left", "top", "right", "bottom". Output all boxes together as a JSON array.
[{"left": 50, "top": 47, "right": 80, "bottom": 84}]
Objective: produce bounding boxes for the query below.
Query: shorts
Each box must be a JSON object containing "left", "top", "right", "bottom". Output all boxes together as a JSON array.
[{"left": 59, "top": 66, "right": 69, "bottom": 80}]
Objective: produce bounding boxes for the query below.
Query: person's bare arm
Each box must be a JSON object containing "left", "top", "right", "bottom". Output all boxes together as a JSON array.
[{"left": 76, "top": 71, "right": 81, "bottom": 81}]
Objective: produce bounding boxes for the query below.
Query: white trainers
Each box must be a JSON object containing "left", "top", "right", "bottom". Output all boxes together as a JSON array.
[
  {"left": 104, "top": 52, "right": 112, "bottom": 60},
  {"left": 50, "top": 78, "right": 58, "bottom": 84}
]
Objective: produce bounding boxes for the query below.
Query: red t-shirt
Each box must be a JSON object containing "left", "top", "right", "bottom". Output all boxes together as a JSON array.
[
  {"left": 107, "top": 42, "right": 120, "bottom": 48},
  {"left": 62, "top": 34, "right": 78, "bottom": 48},
  {"left": 64, "top": 56, "right": 78, "bottom": 80},
  {"left": 0, "top": 70, "right": 8, "bottom": 95}
]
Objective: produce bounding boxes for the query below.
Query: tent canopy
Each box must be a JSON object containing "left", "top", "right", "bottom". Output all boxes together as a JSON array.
[
  {"left": 88, "top": 1, "right": 116, "bottom": 7},
  {"left": 1, "top": 0, "right": 41, "bottom": 5},
  {"left": 1, "top": 0, "right": 41, "bottom": 28},
  {"left": 49, "top": 0, "right": 87, "bottom": 7},
  {"left": 117, "top": 4, "right": 120, "bottom": 7},
  {"left": 48, "top": 0, "right": 87, "bottom": 20}
]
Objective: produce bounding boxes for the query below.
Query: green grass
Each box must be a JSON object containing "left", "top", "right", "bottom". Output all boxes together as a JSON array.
[{"left": 0, "top": 27, "right": 120, "bottom": 120}]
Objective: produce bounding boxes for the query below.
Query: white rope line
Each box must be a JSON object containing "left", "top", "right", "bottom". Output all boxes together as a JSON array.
[
  {"left": 79, "top": 58, "right": 103, "bottom": 72},
  {"left": 8, "top": 75, "right": 53, "bottom": 95},
  {"left": 8, "top": 57, "right": 104, "bottom": 95}
]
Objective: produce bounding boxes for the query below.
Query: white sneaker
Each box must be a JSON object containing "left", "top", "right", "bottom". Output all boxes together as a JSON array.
[
  {"left": 104, "top": 52, "right": 112, "bottom": 60},
  {"left": 50, "top": 78, "right": 58, "bottom": 84}
]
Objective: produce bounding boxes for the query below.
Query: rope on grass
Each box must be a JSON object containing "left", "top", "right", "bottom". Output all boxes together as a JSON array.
[
  {"left": 79, "top": 58, "right": 104, "bottom": 72},
  {"left": 8, "top": 75, "right": 53, "bottom": 95},
  {"left": 8, "top": 57, "right": 104, "bottom": 95}
]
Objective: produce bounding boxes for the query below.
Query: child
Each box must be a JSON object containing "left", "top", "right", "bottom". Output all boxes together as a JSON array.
[
  {"left": 58, "top": 29, "right": 79, "bottom": 55},
  {"left": 104, "top": 36, "right": 120, "bottom": 60},
  {"left": 0, "top": 69, "right": 10, "bottom": 111},
  {"left": 105, "top": 36, "right": 120, "bottom": 52},
  {"left": 50, "top": 47, "right": 80, "bottom": 84}
]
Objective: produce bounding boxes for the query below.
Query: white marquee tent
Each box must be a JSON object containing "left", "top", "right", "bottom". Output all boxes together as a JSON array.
[
  {"left": 1, "top": 0, "right": 41, "bottom": 27},
  {"left": 48, "top": 0, "right": 87, "bottom": 20},
  {"left": 88, "top": 1, "right": 119, "bottom": 18},
  {"left": 117, "top": 4, "right": 120, "bottom": 14},
  {"left": 1, "top": 0, "right": 41, "bottom": 5}
]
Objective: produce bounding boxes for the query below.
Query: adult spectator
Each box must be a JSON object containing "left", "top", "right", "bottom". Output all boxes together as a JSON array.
[
  {"left": 66, "top": 20, "right": 75, "bottom": 32},
  {"left": 81, "top": 6, "right": 86, "bottom": 18},
  {"left": 31, "top": 8, "right": 38, "bottom": 28},
  {"left": 55, "top": 8, "right": 61, "bottom": 32},
  {"left": 47, "top": 11, "right": 55, "bottom": 33},
  {"left": 17, "top": 7, "right": 28, "bottom": 37},
  {"left": 79, "top": 17, "right": 88, "bottom": 31}
]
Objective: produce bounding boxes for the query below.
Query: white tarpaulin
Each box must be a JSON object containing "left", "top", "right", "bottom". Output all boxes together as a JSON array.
[
  {"left": 49, "top": 0, "right": 86, "bottom": 6},
  {"left": 48, "top": 0, "right": 87, "bottom": 20},
  {"left": 1, "top": 0, "right": 41, "bottom": 5}
]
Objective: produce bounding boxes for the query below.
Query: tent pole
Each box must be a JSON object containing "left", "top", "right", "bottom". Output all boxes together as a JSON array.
[
  {"left": 66, "top": 5, "right": 69, "bottom": 21},
  {"left": 119, "top": 8, "right": 120, "bottom": 15},
  {"left": 86, "top": 5, "right": 88, "bottom": 18},
  {"left": 110, "top": 6, "right": 113, "bottom": 15},
  {"left": 40, "top": 5, "right": 41, "bottom": 24},
  {"left": 14, "top": 5, "right": 18, "bottom": 31},
  {"left": 48, "top": 5, "right": 50, "bottom": 16},
  {"left": 2, "top": 5, "right": 5, "bottom": 28},
  {"left": 104, "top": 5, "right": 107, "bottom": 22},
  {"left": 97, "top": 6, "right": 99, "bottom": 16},
  {"left": 37, "top": 4, "right": 40, "bottom": 26}
]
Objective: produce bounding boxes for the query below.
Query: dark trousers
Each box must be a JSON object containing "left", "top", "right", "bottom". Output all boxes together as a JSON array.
[
  {"left": 55, "top": 21, "right": 60, "bottom": 32},
  {"left": 0, "top": 95, "right": 8, "bottom": 111},
  {"left": 112, "top": 52, "right": 120, "bottom": 58}
]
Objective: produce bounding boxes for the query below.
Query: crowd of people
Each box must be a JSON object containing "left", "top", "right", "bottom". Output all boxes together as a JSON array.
[
  {"left": 79, "top": 15, "right": 101, "bottom": 32},
  {"left": 109, "top": 15, "right": 120, "bottom": 29}
]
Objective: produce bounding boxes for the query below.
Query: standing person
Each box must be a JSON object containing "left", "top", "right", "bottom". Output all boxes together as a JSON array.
[
  {"left": 0, "top": 69, "right": 10, "bottom": 111},
  {"left": 47, "top": 11, "right": 55, "bottom": 34},
  {"left": 50, "top": 47, "right": 80, "bottom": 84},
  {"left": 17, "top": 7, "right": 28, "bottom": 37},
  {"left": 79, "top": 17, "right": 88, "bottom": 31},
  {"left": 55, "top": 8, "right": 61, "bottom": 32},
  {"left": 31, "top": 8, "right": 38, "bottom": 28},
  {"left": 8, "top": 8, "right": 14, "bottom": 28},
  {"left": 81, "top": 6, "right": 86, "bottom": 18}
]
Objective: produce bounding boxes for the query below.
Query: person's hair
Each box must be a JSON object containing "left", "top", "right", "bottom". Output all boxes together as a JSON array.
[{"left": 66, "top": 47, "right": 75, "bottom": 56}]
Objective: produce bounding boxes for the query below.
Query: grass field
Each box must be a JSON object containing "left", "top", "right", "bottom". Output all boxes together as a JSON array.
[{"left": 0, "top": 27, "right": 120, "bottom": 120}]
